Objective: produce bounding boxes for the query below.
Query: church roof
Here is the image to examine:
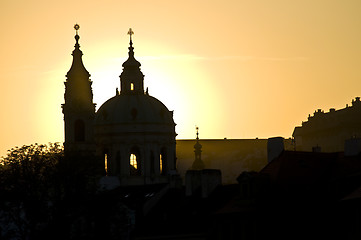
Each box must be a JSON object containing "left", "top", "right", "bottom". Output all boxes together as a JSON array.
[
  {"left": 66, "top": 24, "right": 90, "bottom": 78},
  {"left": 95, "top": 93, "right": 175, "bottom": 125}
]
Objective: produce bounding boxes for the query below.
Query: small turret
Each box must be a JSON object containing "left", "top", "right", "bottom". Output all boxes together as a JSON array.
[{"left": 191, "top": 126, "right": 205, "bottom": 170}]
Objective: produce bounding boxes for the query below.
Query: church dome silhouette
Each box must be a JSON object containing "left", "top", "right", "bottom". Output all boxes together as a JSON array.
[
  {"left": 95, "top": 28, "right": 175, "bottom": 128},
  {"left": 95, "top": 94, "right": 175, "bottom": 125}
]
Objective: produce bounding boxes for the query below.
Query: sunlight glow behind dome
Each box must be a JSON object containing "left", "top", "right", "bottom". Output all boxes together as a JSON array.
[{"left": 86, "top": 40, "right": 224, "bottom": 140}]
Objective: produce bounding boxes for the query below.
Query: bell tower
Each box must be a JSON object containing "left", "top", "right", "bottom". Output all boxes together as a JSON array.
[{"left": 62, "top": 24, "right": 96, "bottom": 155}]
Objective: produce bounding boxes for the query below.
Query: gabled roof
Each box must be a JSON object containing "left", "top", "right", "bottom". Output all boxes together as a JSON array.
[
  {"left": 135, "top": 184, "right": 239, "bottom": 238},
  {"left": 259, "top": 150, "right": 361, "bottom": 201},
  {"left": 260, "top": 151, "right": 341, "bottom": 185}
]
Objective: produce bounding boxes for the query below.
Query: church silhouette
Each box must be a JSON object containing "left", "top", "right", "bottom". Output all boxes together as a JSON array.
[{"left": 63, "top": 25, "right": 177, "bottom": 187}]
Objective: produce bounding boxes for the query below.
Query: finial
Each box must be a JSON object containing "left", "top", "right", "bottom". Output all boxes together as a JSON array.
[
  {"left": 126, "top": 28, "right": 135, "bottom": 56},
  {"left": 192, "top": 125, "right": 204, "bottom": 170},
  {"left": 74, "top": 24, "right": 80, "bottom": 45},
  {"left": 127, "top": 28, "right": 134, "bottom": 42},
  {"left": 74, "top": 24, "right": 80, "bottom": 35}
]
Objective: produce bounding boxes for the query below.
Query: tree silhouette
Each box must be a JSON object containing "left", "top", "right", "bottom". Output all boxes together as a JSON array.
[
  {"left": 0, "top": 143, "right": 63, "bottom": 239},
  {"left": 0, "top": 143, "right": 105, "bottom": 239}
]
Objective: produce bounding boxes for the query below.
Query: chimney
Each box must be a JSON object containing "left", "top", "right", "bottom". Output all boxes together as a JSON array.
[
  {"left": 267, "top": 137, "right": 284, "bottom": 163},
  {"left": 312, "top": 145, "right": 321, "bottom": 152}
]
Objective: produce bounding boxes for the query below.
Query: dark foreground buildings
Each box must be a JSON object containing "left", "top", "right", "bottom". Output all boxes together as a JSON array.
[{"left": 2, "top": 25, "right": 361, "bottom": 240}]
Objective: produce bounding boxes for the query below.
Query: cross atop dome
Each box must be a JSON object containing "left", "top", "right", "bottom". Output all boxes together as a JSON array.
[
  {"left": 128, "top": 28, "right": 134, "bottom": 42},
  {"left": 120, "top": 28, "right": 143, "bottom": 94}
]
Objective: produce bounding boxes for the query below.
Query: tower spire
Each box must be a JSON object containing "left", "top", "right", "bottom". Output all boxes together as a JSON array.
[
  {"left": 66, "top": 23, "right": 89, "bottom": 78},
  {"left": 63, "top": 24, "right": 95, "bottom": 155},
  {"left": 192, "top": 126, "right": 205, "bottom": 170}
]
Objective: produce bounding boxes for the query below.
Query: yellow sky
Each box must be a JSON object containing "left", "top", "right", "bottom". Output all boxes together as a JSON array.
[{"left": 0, "top": 0, "right": 361, "bottom": 157}]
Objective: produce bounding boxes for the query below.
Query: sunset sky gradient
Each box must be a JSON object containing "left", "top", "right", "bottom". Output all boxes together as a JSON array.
[{"left": 0, "top": 0, "right": 361, "bottom": 157}]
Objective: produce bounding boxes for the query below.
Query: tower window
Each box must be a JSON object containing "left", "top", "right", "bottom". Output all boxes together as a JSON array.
[
  {"left": 103, "top": 148, "right": 109, "bottom": 176},
  {"left": 130, "top": 83, "right": 134, "bottom": 91},
  {"left": 74, "top": 119, "right": 85, "bottom": 142}
]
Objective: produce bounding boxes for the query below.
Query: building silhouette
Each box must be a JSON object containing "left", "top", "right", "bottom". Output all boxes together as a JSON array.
[
  {"left": 220, "top": 144, "right": 361, "bottom": 240},
  {"left": 5, "top": 24, "right": 361, "bottom": 240},
  {"left": 63, "top": 26, "right": 177, "bottom": 186},
  {"left": 293, "top": 97, "right": 361, "bottom": 152}
]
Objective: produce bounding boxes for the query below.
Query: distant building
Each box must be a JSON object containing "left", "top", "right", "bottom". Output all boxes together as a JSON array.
[
  {"left": 293, "top": 97, "right": 361, "bottom": 152},
  {"left": 177, "top": 138, "right": 293, "bottom": 184}
]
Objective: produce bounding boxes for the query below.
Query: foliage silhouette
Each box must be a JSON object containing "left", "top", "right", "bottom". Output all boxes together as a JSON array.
[{"left": 0, "top": 143, "right": 106, "bottom": 240}]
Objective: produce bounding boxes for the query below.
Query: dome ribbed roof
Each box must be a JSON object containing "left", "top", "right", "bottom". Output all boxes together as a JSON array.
[{"left": 95, "top": 94, "right": 174, "bottom": 125}]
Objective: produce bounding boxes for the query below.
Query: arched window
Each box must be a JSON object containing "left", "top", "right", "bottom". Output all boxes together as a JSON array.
[
  {"left": 159, "top": 154, "right": 163, "bottom": 174},
  {"left": 74, "top": 119, "right": 85, "bottom": 142},
  {"left": 104, "top": 153, "right": 108, "bottom": 176},
  {"left": 130, "top": 147, "right": 141, "bottom": 176},
  {"left": 130, "top": 154, "right": 137, "bottom": 169},
  {"left": 130, "top": 83, "right": 134, "bottom": 91},
  {"left": 103, "top": 149, "right": 109, "bottom": 176},
  {"left": 160, "top": 147, "right": 167, "bottom": 175}
]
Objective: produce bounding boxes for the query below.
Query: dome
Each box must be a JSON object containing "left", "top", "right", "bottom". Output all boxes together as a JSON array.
[{"left": 95, "top": 94, "right": 175, "bottom": 126}]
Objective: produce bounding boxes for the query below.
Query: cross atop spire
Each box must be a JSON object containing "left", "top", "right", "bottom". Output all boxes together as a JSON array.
[
  {"left": 128, "top": 28, "right": 134, "bottom": 42},
  {"left": 196, "top": 126, "right": 199, "bottom": 140}
]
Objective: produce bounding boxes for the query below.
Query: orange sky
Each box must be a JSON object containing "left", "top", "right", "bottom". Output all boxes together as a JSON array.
[{"left": 0, "top": 0, "right": 361, "bottom": 157}]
